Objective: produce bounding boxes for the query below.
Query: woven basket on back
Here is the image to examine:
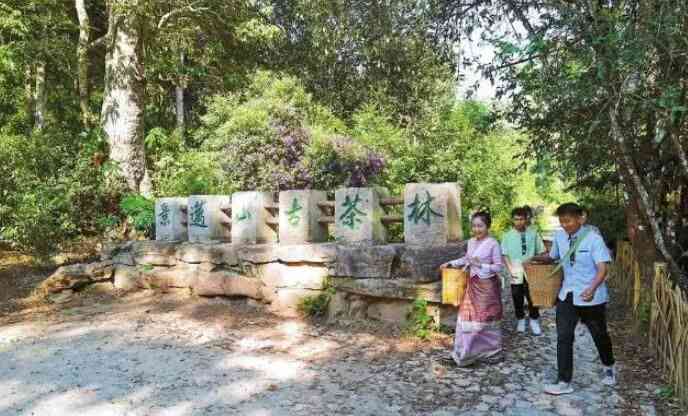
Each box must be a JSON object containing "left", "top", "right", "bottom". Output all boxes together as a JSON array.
[
  {"left": 524, "top": 263, "right": 563, "bottom": 308},
  {"left": 442, "top": 267, "right": 469, "bottom": 307}
]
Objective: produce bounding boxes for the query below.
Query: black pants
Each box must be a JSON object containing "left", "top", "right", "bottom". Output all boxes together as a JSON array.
[
  {"left": 556, "top": 292, "right": 615, "bottom": 383},
  {"left": 511, "top": 282, "right": 540, "bottom": 320}
]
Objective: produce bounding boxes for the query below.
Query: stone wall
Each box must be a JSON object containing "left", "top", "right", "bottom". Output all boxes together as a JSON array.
[{"left": 46, "top": 240, "right": 465, "bottom": 323}]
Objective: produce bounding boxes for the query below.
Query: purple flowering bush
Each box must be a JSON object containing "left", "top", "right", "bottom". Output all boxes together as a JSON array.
[{"left": 198, "top": 71, "right": 385, "bottom": 191}]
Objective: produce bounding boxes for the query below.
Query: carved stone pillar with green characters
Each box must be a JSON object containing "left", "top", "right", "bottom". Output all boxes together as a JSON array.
[
  {"left": 403, "top": 183, "right": 462, "bottom": 246},
  {"left": 334, "top": 187, "right": 388, "bottom": 245},
  {"left": 231, "top": 191, "right": 278, "bottom": 245},
  {"left": 278, "top": 190, "right": 328, "bottom": 244},
  {"left": 187, "top": 195, "right": 231, "bottom": 242},
  {"left": 155, "top": 197, "right": 188, "bottom": 241}
]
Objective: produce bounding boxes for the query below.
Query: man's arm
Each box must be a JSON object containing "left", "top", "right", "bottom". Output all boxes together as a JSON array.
[{"left": 581, "top": 262, "right": 608, "bottom": 302}]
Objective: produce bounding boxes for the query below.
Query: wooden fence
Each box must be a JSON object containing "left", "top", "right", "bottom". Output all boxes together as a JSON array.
[{"left": 610, "top": 241, "right": 688, "bottom": 405}]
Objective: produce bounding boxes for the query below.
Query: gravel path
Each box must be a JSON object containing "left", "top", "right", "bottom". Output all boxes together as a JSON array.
[{"left": 0, "top": 290, "right": 662, "bottom": 416}]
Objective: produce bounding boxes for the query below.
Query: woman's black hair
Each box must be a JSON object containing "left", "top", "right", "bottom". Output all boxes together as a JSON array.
[{"left": 471, "top": 209, "right": 492, "bottom": 228}]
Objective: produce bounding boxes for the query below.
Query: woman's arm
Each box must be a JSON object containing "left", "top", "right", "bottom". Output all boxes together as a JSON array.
[{"left": 477, "top": 240, "right": 503, "bottom": 278}]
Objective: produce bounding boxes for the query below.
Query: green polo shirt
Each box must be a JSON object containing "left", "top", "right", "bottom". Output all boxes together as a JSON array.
[{"left": 501, "top": 227, "right": 545, "bottom": 283}]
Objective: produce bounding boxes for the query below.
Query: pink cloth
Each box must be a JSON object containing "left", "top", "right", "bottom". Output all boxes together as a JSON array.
[
  {"left": 449, "top": 237, "right": 503, "bottom": 278},
  {"left": 451, "top": 275, "right": 503, "bottom": 366}
]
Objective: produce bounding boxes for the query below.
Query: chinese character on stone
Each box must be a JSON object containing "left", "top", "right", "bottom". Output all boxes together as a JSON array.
[
  {"left": 189, "top": 200, "right": 208, "bottom": 228},
  {"left": 407, "top": 190, "right": 443, "bottom": 225},
  {"left": 236, "top": 207, "right": 252, "bottom": 223},
  {"left": 339, "top": 193, "right": 365, "bottom": 230},
  {"left": 158, "top": 202, "right": 171, "bottom": 227},
  {"left": 286, "top": 198, "right": 303, "bottom": 226}
]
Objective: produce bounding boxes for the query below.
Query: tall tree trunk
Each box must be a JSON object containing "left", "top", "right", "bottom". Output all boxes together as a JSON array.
[
  {"left": 24, "top": 65, "right": 33, "bottom": 124},
  {"left": 610, "top": 101, "right": 686, "bottom": 288},
  {"left": 101, "top": 1, "right": 151, "bottom": 195},
  {"left": 76, "top": 0, "right": 91, "bottom": 128},
  {"left": 175, "top": 51, "right": 185, "bottom": 132},
  {"left": 34, "top": 62, "right": 47, "bottom": 130}
]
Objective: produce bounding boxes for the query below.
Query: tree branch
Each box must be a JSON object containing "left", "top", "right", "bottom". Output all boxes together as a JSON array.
[
  {"left": 610, "top": 92, "right": 687, "bottom": 289},
  {"left": 158, "top": 1, "right": 209, "bottom": 29}
]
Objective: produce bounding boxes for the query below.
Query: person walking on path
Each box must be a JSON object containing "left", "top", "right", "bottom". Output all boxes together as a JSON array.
[
  {"left": 439, "top": 210, "right": 504, "bottom": 367},
  {"left": 528, "top": 202, "right": 616, "bottom": 395},
  {"left": 501, "top": 207, "right": 547, "bottom": 335}
]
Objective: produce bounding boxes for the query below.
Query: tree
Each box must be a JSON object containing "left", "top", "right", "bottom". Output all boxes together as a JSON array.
[{"left": 432, "top": 0, "right": 688, "bottom": 286}]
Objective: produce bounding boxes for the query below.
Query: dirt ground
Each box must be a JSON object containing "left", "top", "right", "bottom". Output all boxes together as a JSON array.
[{"left": 0, "top": 250, "right": 683, "bottom": 415}]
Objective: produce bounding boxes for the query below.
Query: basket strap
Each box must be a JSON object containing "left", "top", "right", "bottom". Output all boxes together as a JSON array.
[
  {"left": 546, "top": 229, "right": 591, "bottom": 278},
  {"left": 525, "top": 229, "right": 591, "bottom": 279}
]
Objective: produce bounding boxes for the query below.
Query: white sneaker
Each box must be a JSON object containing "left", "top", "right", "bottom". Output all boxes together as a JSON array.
[
  {"left": 602, "top": 365, "right": 617, "bottom": 386},
  {"left": 529, "top": 319, "right": 542, "bottom": 336},
  {"left": 544, "top": 381, "right": 574, "bottom": 395},
  {"left": 516, "top": 319, "right": 526, "bottom": 333}
]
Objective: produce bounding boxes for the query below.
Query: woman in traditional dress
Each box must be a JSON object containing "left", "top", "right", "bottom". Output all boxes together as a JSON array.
[{"left": 439, "top": 210, "right": 504, "bottom": 366}]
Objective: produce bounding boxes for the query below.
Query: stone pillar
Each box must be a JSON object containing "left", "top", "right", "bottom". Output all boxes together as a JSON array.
[
  {"left": 403, "top": 183, "right": 462, "bottom": 246},
  {"left": 334, "top": 187, "right": 387, "bottom": 245},
  {"left": 278, "top": 190, "right": 329, "bottom": 244},
  {"left": 187, "top": 195, "right": 231, "bottom": 242},
  {"left": 231, "top": 191, "right": 278, "bottom": 245},
  {"left": 155, "top": 197, "right": 188, "bottom": 241}
]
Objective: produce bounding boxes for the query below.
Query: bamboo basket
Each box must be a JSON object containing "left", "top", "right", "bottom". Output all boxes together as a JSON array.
[
  {"left": 524, "top": 263, "right": 563, "bottom": 308},
  {"left": 442, "top": 267, "right": 469, "bottom": 307}
]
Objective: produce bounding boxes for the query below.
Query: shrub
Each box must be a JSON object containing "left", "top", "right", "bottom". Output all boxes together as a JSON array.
[
  {"left": 403, "top": 299, "right": 437, "bottom": 340},
  {"left": 198, "top": 71, "right": 384, "bottom": 191},
  {"left": 297, "top": 287, "right": 335, "bottom": 318},
  {"left": 119, "top": 194, "right": 155, "bottom": 238}
]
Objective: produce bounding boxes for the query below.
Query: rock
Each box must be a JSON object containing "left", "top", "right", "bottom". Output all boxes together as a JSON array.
[
  {"left": 192, "top": 270, "right": 263, "bottom": 299},
  {"left": 365, "top": 300, "right": 411, "bottom": 323},
  {"left": 139, "top": 264, "right": 198, "bottom": 289},
  {"left": 275, "top": 243, "right": 337, "bottom": 263},
  {"left": 261, "top": 262, "right": 328, "bottom": 290},
  {"left": 100, "top": 241, "right": 133, "bottom": 261},
  {"left": 394, "top": 243, "right": 467, "bottom": 282},
  {"left": 176, "top": 242, "right": 238, "bottom": 265},
  {"left": 269, "top": 288, "right": 325, "bottom": 317},
  {"left": 112, "top": 251, "right": 135, "bottom": 266},
  {"left": 42, "top": 260, "right": 114, "bottom": 293},
  {"left": 131, "top": 241, "right": 178, "bottom": 266},
  {"left": 332, "top": 245, "right": 399, "bottom": 278},
  {"left": 48, "top": 290, "right": 74, "bottom": 304},
  {"left": 236, "top": 244, "right": 280, "bottom": 264},
  {"left": 113, "top": 266, "right": 140, "bottom": 290},
  {"left": 330, "top": 278, "right": 441, "bottom": 302}
]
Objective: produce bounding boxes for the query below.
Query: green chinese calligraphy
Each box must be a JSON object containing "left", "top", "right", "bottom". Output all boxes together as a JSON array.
[
  {"left": 236, "top": 207, "right": 252, "bottom": 223},
  {"left": 158, "top": 202, "right": 171, "bottom": 227},
  {"left": 189, "top": 200, "right": 208, "bottom": 228},
  {"left": 407, "top": 190, "right": 443, "bottom": 225},
  {"left": 339, "top": 193, "right": 365, "bottom": 230},
  {"left": 286, "top": 198, "right": 303, "bottom": 226}
]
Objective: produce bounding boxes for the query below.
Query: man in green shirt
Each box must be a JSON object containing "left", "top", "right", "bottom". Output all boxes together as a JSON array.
[{"left": 502, "top": 207, "right": 547, "bottom": 335}]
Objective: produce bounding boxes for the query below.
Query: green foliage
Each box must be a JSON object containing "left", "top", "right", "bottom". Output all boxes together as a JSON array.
[
  {"left": 297, "top": 287, "right": 335, "bottom": 318},
  {"left": 119, "top": 194, "right": 155, "bottom": 237},
  {"left": 199, "top": 71, "right": 384, "bottom": 191},
  {"left": 0, "top": 127, "right": 125, "bottom": 254},
  {"left": 576, "top": 190, "right": 627, "bottom": 246},
  {"left": 403, "top": 299, "right": 436, "bottom": 340},
  {"left": 658, "top": 386, "right": 674, "bottom": 399}
]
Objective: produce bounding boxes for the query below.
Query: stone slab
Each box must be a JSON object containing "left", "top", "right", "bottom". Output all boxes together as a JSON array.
[
  {"left": 332, "top": 245, "right": 399, "bottom": 278},
  {"left": 155, "top": 197, "right": 188, "bottom": 241},
  {"left": 231, "top": 191, "right": 277, "bottom": 245},
  {"left": 279, "top": 190, "right": 329, "bottom": 244},
  {"left": 334, "top": 187, "right": 388, "bottom": 245},
  {"left": 404, "top": 183, "right": 462, "bottom": 246},
  {"left": 330, "top": 278, "right": 442, "bottom": 302},
  {"left": 131, "top": 241, "right": 178, "bottom": 266},
  {"left": 176, "top": 242, "right": 238, "bottom": 265},
  {"left": 187, "top": 195, "right": 231, "bottom": 242}
]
